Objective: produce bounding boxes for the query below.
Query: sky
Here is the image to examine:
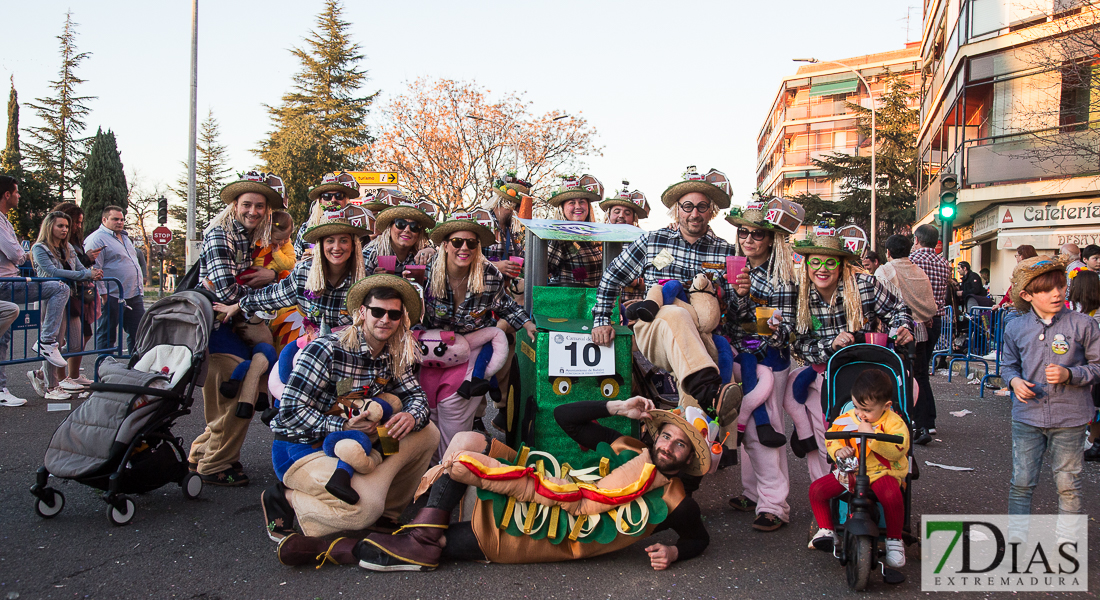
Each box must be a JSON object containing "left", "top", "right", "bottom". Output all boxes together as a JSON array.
[{"left": 0, "top": 0, "right": 919, "bottom": 238}]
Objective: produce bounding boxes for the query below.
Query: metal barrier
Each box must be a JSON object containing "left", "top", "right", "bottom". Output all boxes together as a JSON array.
[
  {"left": 0, "top": 277, "right": 126, "bottom": 367},
  {"left": 937, "top": 306, "right": 1004, "bottom": 389},
  {"left": 930, "top": 305, "right": 955, "bottom": 369}
]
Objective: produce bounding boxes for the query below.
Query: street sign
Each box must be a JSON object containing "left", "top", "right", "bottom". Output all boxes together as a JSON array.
[
  {"left": 348, "top": 172, "right": 398, "bottom": 185},
  {"left": 152, "top": 226, "right": 173, "bottom": 246}
]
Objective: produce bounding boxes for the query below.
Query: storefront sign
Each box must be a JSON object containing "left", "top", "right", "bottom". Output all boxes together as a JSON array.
[
  {"left": 972, "top": 206, "right": 999, "bottom": 237},
  {"left": 995, "top": 200, "right": 1100, "bottom": 230},
  {"left": 998, "top": 229, "right": 1100, "bottom": 249}
]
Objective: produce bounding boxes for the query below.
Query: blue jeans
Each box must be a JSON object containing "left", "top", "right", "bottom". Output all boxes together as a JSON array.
[
  {"left": 0, "top": 280, "right": 71, "bottom": 388},
  {"left": 95, "top": 295, "right": 145, "bottom": 355},
  {"left": 1008, "top": 420, "right": 1086, "bottom": 516}
]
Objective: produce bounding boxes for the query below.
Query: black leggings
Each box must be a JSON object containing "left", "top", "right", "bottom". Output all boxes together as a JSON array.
[{"left": 440, "top": 522, "right": 486, "bottom": 561}]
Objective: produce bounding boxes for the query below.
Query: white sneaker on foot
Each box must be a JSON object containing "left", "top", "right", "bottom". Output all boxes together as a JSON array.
[
  {"left": 59, "top": 378, "right": 85, "bottom": 392},
  {"left": 27, "top": 370, "right": 47, "bottom": 398},
  {"left": 885, "top": 538, "right": 906, "bottom": 567},
  {"left": 73, "top": 375, "right": 93, "bottom": 385},
  {"left": 0, "top": 388, "right": 27, "bottom": 407},
  {"left": 33, "top": 341, "right": 66, "bottom": 368},
  {"left": 810, "top": 527, "right": 837, "bottom": 551},
  {"left": 44, "top": 387, "right": 71, "bottom": 401}
]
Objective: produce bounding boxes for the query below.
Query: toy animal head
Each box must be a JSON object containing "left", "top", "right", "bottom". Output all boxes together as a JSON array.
[
  {"left": 411, "top": 328, "right": 471, "bottom": 368},
  {"left": 325, "top": 392, "right": 399, "bottom": 421},
  {"left": 688, "top": 273, "right": 721, "bottom": 333}
]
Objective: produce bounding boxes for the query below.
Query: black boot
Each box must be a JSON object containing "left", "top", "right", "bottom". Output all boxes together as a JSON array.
[
  {"left": 235, "top": 402, "right": 255, "bottom": 419},
  {"left": 624, "top": 300, "right": 659, "bottom": 323},
  {"left": 790, "top": 435, "right": 818, "bottom": 458},
  {"left": 458, "top": 377, "right": 490, "bottom": 399},
  {"left": 325, "top": 468, "right": 360, "bottom": 505},
  {"left": 755, "top": 423, "right": 787, "bottom": 448},
  {"left": 220, "top": 378, "right": 242, "bottom": 399}
]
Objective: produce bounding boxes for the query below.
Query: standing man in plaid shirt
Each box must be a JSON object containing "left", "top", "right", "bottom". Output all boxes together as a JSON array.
[
  {"left": 592, "top": 169, "right": 740, "bottom": 422},
  {"left": 261, "top": 275, "right": 439, "bottom": 541},
  {"left": 909, "top": 223, "right": 950, "bottom": 444}
]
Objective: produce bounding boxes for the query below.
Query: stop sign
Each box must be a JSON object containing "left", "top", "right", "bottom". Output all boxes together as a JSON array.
[{"left": 152, "top": 226, "right": 173, "bottom": 246}]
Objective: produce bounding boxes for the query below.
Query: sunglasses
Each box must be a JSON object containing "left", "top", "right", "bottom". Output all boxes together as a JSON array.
[
  {"left": 393, "top": 218, "right": 423, "bottom": 233},
  {"left": 678, "top": 201, "right": 711, "bottom": 214},
  {"left": 367, "top": 306, "right": 403, "bottom": 321},
  {"left": 807, "top": 257, "right": 841, "bottom": 271},
  {"left": 448, "top": 237, "right": 480, "bottom": 249},
  {"left": 737, "top": 229, "right": 770, "bottom": 241},
  {"left": 320, "top": 192, "right": 346, "bottom": 202}
]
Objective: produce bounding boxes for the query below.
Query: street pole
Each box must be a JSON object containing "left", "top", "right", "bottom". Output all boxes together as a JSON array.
[
  {"left": 185, "top": 0, "right": 199, "bottom": 269},
  {"left": 794, "top": 59, "right": 877, "bottom": 250}
]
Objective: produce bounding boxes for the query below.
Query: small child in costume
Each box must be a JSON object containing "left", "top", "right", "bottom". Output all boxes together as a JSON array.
[
  {"left": 808, "top": 369, "right": 910, "bottom": 568},
  {"left": 250, "top": 210, "right": 296, "bottom": 284}
]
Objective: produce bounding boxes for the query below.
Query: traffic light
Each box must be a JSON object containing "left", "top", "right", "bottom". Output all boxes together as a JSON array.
[
  {"left": 938, "top": 172, "right": 958, "bottom": 222},
  {"left": 157, "top": 196, "right": 168, "bottom": 224}
]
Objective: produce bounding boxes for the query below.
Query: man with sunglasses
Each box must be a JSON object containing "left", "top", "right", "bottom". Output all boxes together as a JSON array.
[
  {"left": 593, "top": 169, "right": 740, "bottom": 422},
  {"left": 296, "top": 173, "right": 361, "bottom": 257},
  {"left": 261, "top": 274, "right": 440, "bottom": 542}
]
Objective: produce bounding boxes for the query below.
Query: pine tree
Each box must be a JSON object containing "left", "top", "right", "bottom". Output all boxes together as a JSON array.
[
  {"left": 2, "top": 78, "right": 21, "bottom": 173},
  {"left": 2, "top": 80, "right": 57, "bottom": 239},
  {"left": 24, "top": 11, "right": 96, "bottom": 201},
  {"left": 806, "top": 71, "right": 919, "bottom": 252},
  {"left": 80, "top": 128, "right": 127, "bottom": 236},
  {"left": 257, "top": 0, "right": 377, "bottom": 224},
  {"left": 172, "top": 109, "right": 232, "bottom": 233}
]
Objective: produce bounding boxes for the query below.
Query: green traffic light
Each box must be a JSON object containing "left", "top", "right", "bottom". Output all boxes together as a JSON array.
[{"left": 939, "top": 204, "right": 956, "bottom": 219}]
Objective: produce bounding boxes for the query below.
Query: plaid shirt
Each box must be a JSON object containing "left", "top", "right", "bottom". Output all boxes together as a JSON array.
[
  {"left": 270, "top": 333, "right": 429, "bottom": 443},
  {"left": 237, "top": 258, "right": 352, "bottom": 330},
  {"left": 909, "top": 247, "right": 950, "bottom": 317},
  {"left": 728, "top": 258, "right": 795, "bottom": 352},
  {"left": 548, "top": 240, "right": 603, "bottom": 287},
  {"left": 772, "top": 273, "right": 913, "bottom": 366},
  {"left": 594, "top": 227, "right": 736, "bottom": 327},
  {"left": 293, "top": 221, "right": 313, "bottom": 258},
  {"left": 363, "top": 244, "right": 420, "bottom": 276},
  {"left": 198, "top": 220, "right": 254, "bottom": 304},
  {"left": 483, "top": 212, "right": 525, "bottom": 263},
  {"left": 423, "top": 261, "right": 531, "bottom": 332}
]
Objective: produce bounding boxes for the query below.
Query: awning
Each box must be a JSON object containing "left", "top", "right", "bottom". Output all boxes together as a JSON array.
[
  {"left": 959, "top": 230, "right": 998, "bottom": 250},
  {"left": 783, "top": 169, "right": 829, "bottom": 179},
  {"left": 809, "top": 79, "right": 859, "bottom": 98},
  {"left": 997, "top": 227, "right": 1100, "bottom": 250}
]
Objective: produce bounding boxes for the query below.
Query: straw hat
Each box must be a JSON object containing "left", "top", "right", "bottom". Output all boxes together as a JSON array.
[
  {"left": 600, "top": 181, "right": 650, "bottom": 219},
  {"left": 643, "top": 406, "right": 720, "bottom": 476},
  {"left": 374, "top": 201, "right": 438, "bottom": 233},
  {"left": 346, "top": 274, "right": 422, "bottom": 324},
  {"left": 1010, "top": 254, "right": 1071, "bottom": 312},
  {"left": 660, "top": 167, "right": 731, "bottom": 209},
  {"left": 548, "top": 174, "right": 604, "bottom": 208},
  {"left": 725, "top": 196, "right": 774, "bottom": 230},
  {"left": 430, "top": 211, "right": 496, "bottom": 248},
  {"left": 362, "top": 188, "right": 407, "bottom": 214},
  {"left": 792, "top": 225, "right": 860, "bottom": 259},
  {"left": 219, "top": 171, "right": 287, "bottom": 207},
  {"left": 491, "top": 172, "right": 532, "bottom": 206},
  {"left": 303, "top": 215, "right": 368, "bottom": 244},
  {"left": 307, "top": 171, "right": 361, "bottom": 202}
]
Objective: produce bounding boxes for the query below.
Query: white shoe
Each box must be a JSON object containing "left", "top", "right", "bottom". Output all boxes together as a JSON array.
[
  {"left": 44, "top": 387, "right": 71, "bottom": 401},
  {"left": 73, "top": 375, "right": 93, "bottom": 385},
  {"left": 885, "top": 538, "right": 906, "bottom": 567},
  {"left": 27, "top": 370, "right": 47, "bottom": 398},
  {"left": 0, "top": 388, "right": 27, "bottom": 407},
  {"left": 33, "top": 341, "right": 66, "bottom": 368},
  {"left": 810, "top": 527, "right": 837, "bottom": 551},
  {"left": 928, "top": 428, "right": 937, "bottom": 435},
  {"left": 59, "top": 378, "right": 85, "bottom": 392}
]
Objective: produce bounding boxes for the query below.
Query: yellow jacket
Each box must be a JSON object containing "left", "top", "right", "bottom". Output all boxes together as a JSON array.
[
  {"left": 253, "top": 240, "right": 297, "bottom": 281},
  {"left": 826, "top": 408, "right": 910, "bottom": 485}
]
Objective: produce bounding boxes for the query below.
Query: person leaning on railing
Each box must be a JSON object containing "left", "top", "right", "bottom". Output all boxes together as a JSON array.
[{"left": 51, "top": 202, "right": 103, "bottom": 387}]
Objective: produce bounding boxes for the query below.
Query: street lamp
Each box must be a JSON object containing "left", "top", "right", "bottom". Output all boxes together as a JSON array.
[{"left": 794, "top": 57, "right": 878, "bottom": 250}]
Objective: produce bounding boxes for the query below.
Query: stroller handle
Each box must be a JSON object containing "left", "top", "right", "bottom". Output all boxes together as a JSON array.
[{"left": 824, "top": 431, "right": 905, "bottom": 445}]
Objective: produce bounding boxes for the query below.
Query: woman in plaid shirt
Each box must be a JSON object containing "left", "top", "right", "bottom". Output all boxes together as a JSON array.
[{"left": 546, "top": 176, "right": 604, "bottom": 288}]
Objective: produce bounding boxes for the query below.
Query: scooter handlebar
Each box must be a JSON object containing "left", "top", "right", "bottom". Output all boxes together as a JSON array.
[{"left": 824, "top": 431, "right": 905, "bottom": 445}]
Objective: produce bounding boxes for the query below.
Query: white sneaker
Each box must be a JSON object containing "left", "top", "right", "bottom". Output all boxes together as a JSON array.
[
  {"left": 33, "top": 341, "right": 66, "bottom": 368},
  {"left": 0, "top": 388, "right": 27, "bottom": 407},
  {"left": 44, "top": 387, "right": 71, "bottom": 401},
  {"left": 810, "top": 527, "right": 837, "bottom": 551},
  {"left": 27, "top": 370, "right": 47, "bottom": 398},
  {"left": 59, "top": 378, "right": 85, "bottom": 392},
  {"left": 73, "top": 375, "right": 93, "bottom": 385},
  {"left": 928, "top": 428, "right": 937, "bottom": 435},
  {"left": 885, "top": 538, "right": 906, "bottom": 567}
]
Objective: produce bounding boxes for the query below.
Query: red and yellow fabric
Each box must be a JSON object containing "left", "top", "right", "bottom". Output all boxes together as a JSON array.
[
  {"left": 253, "top": 240, "right": 297, "bottom": 281},
  {"left": 825, "top": 408, "right": 910, "bottom": 485}
]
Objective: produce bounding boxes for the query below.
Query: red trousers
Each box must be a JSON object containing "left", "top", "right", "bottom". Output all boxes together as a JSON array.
[{"left": 809, "top": 473, "right": 904, "bottom": 539}]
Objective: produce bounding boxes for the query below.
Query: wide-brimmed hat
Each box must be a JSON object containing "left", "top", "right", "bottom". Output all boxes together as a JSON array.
[
  {"left": 220, "top": 171, "right": 287, "bottom": 208},
  {"left": 308, "top": 171, "right": 361, "bottom": 202},
  {"left": 491, "top": 172, "right": 532, "bottom": 206},
  {"left": 346, "top": 274, "right": 422, "bottom": 324},
  {"left": 661, "top": 167, "right": 731, "bottom": 209},
  {"left": 430, "top": 211, "right": 496, "bottom": 248},
  {"left": 792, "top": 225, "right": 861, "bottom": 259},
  {"left": 1010, "top": 254, "right": 1071, "bottom": 312},
  {"left": 725, "top": 197, "right": 773, "bottom": 230},
  {"left": 548, "top": 174, "right": 604, "bottom": 208},
  {"left": 362, "top": 188, "right": 407, "bottom": 213},
  {"left": 643, "top": 406, "right": 719, "bottom": 476},
  {"left": 374, "top": 200, "right": 438, "bottom": 232},
  {"left": 303, "top": 214, "right": 368, "bottom": 244},
  {"left": 600, "top": 181, "right": 650, "bottom": 219}
]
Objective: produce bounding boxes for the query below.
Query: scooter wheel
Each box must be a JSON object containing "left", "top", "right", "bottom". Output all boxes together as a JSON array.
[
  {"left": 845, "top": 534, "right": 873, "bottom": 591},
  {"left": 107, "top": 497, "right": 136, "bottom": 526},
  {"left": 34, "top": 489, "right": 65, "bottom": 518},
  {"left": 181, "top": 471, "right": 203, "bottom": 500}
]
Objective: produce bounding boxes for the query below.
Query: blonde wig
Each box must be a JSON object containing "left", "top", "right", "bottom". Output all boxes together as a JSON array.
[
  {"left": 429, "top": 244, "right": 488, "bottom": 297},
  {"left": 208, "top": 198, "right": 273, "bottom": 246},
  {"left": 338, "top": 301, "right": 420, "bottom": 377},
  {"left": 735, "top": 231, "right": 797, "bottom": 288},
  {"left": 305, "top": 234, "right": 366, "bottom": 294},
  {"left": 483, "top": 194, "right": 524, "bottom": 237},
  {"left": 795, "top": 259, "right": 864, "bottom": 335},
  {"left": 368, "top": 224, "right": 430, "bottom": 259}
]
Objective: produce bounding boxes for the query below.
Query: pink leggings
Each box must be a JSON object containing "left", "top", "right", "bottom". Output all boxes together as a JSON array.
[{"left": 808, "top": 474, "right": 904, "bottom": 539}]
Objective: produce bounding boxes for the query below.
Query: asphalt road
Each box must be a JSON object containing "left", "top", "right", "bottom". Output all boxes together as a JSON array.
[{"left": 0, "top": 366, "right": 1097, "bottom": 599}]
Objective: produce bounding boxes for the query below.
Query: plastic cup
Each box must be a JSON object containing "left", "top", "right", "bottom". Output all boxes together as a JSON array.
[
  {"left": 867, "top": 332, "right": 889, "bottom": 346},
  {"left": 755, "top": 307, "right": 776, "bottom": 334},
  {"left": 404, "top": 264, "right": 425, "bottom": 279},
  {"left": 727, "top": 256, "right": 747, "bottom": 283},
  {"left": 377, "top": 425, "right": 400, "bottom": 456},
  {"left": 378, "top": 255, "right": 397, "bottom": 273},
  {"left": 510, "top": 256, "right": 524, "bottom": 267}
]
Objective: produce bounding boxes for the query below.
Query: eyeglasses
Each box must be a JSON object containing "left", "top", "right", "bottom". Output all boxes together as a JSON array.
[
  {"left": 367, "top": 306, "right": 403, "bottom": 321},
  {"left": 678, "top": 201, "right": 711, "bottom": 214},
  {"left": 806, "top": 257, "right": 841, "bottom": 271},
  {"left": 320, "top": 192, "right": 346, "bottom": 202},
  {"left": 393, "top": 218, "right": 423, "bottom": 233},
  {"left": 737, "top": 229, "right": 770, "bottom": 241},
  {"left": 448, "top": 237, "right": 480, "bottom": 249}
]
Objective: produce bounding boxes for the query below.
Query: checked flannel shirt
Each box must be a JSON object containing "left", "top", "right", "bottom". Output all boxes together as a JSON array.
[
  {"left": 548, "top": 239, "right": 603, "bottom": 287},
  {"left": 483, "top": 212, "right": 525, "bottom": 263},
  {"left": 423, "top": 260, "right": 531, "bottom": 333},
  {"left": 237, "top": 258, "right": 352, "bottom": 331},
  {"left": 771, "top": 273, "right": 913, "bottom": 366},
  {"left": 909, "top": 247, "right": 950, "bottom": 317},
  {"left": 594, "top": 227, "right": 737, "bottom": 327},
  {"left": 269, "top": 333, "right": 429, "bottom": 444},
  {"left": 363, "top": 243, "right": 420, "bottom": 276},
  {"left": 198, "top": 220, "right": 255, "bottom": 304},
  {"left": 728, "top": 257, "right": 793, "bottom": 353}
]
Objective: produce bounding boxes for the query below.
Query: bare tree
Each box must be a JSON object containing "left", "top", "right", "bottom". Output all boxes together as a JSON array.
[{"left": 125, "top": 171, "right": 165, "bottom": 281}]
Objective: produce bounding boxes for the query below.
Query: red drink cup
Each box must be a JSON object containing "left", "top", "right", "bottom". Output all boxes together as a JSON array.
[
  {"left": 727, "top": 256, "right": 747, "bottom": 283},
  {"left": 510, "top": 256, "right": 524, "bottom": 267},
  {"left": 378, "top": 255, "right": 397, "bottom": 273}
]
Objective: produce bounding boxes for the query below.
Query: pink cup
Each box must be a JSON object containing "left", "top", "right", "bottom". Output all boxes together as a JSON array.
[
  {"left": 377, "top": 255, "right": 397, "bottom": 273},
  {"left": 727, "top": 256, "right": 747, "bottom": 283},
  {"left": 404, "top": 264, "right": 425, "bottom": 278},
  {"left": 866, "top": 332, "right": 889, "bottom": 346},
  {"left": 510, "top": 256, "right": 524, "bottom": 267}
]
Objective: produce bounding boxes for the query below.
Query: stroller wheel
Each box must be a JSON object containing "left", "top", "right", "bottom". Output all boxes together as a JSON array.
[
  {"left": 106, "top": 497, "right": 136, "bottom": 526},
  {"left": 181, "top": 471, "right": 203, "bottom": 499},
  {"left": 34, "top": 489, "right": 65, "bottom": 519}
]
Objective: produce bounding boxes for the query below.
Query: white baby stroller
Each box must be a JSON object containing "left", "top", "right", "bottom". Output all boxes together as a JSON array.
[{"left": 30, "top": 290, "right": 214, "bottom": 525}]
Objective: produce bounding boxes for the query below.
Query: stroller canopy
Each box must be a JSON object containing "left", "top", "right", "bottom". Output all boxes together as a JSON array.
[{"left": 133, "top": 290, "right": 214, "bottom": 358}]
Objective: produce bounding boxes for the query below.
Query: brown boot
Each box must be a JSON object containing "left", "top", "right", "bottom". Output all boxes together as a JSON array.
[
  {"left": 277, "top": 533, "right": 358, "bottom": 568},
  {"left": 715, "top": 383, "right": 742, "bottom": 427},
  {"left": 359, "top": 508, "right": 450, "bottom": 571}
]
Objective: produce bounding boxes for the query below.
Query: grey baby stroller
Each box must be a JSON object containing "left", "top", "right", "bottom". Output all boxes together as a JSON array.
[{"left": 30, "top": 290, "right": 214, "bottom": 525}]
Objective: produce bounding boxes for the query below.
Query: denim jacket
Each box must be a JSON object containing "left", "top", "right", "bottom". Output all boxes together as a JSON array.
[{"left": 31, "top": 242, "right": 94, "bottom": 282}]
